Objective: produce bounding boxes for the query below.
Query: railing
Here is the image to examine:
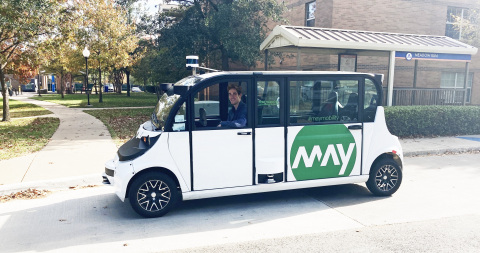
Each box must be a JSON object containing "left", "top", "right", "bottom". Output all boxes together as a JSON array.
[{"left": 382, "top": 88, "right": 468, "bottom": 106}]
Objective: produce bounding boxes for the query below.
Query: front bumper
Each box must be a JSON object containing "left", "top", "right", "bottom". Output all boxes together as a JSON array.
[
  {"left": 104, "top": 158, "right": 116, "bottom": 185},
  {"left": 104, "top": 155, "right": 135, "bottom": 202}
]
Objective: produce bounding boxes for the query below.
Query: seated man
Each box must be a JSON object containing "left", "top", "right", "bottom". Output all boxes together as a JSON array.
[{"left": 219, "top": 84, "right": 247, "bottom": 128}]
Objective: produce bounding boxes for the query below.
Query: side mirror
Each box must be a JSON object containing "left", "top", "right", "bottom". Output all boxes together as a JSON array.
[
  {"left": 174, "top": 86, "right": 189, "bottom": 96},
  {"left": 160, "top": 83, "right": 173, "bottom": 92}
]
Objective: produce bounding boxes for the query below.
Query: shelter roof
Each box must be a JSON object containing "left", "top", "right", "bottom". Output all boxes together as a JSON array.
[{"left": 260, "top": 25, "right": 478, "bottom": 55}]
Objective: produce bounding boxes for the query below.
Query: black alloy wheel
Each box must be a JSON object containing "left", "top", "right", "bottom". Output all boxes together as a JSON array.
[
  {"left": 366, "top": 158, "right": 402, "bottom": 196},
  {"left": 128, "top": 172, "right": 179, "bottom": 218}
]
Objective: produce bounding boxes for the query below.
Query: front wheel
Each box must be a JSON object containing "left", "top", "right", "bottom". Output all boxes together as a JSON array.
[
  {"left": 366, "top": 158, "right": 402, "bottom": 196},
  {"left": 128, "top": 172, "right": 180, "bottom": 218}
]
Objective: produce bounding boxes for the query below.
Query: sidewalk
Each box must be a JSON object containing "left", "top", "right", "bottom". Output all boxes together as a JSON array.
[
  {"left": 401, "top": 135, "right": 480, "bottom": 157},
  {"left": 0, "top": 93, "right": 117, "bottom": 194},
  {"left": 1, "top": 94, "right": 480, "bottom": 195}
]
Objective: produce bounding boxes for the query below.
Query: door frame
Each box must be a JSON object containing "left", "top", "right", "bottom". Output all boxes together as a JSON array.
[
  {"left": 253, "top": 76, "right": 287, "bottom": 182},
  {"left": 186, "top": 76, "right": 255, "bottom": 191}
]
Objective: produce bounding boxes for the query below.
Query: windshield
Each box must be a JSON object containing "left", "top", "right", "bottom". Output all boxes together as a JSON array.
[
  {"left": 151, "top": 93, "right": 181, "bottom": 130},
  {"left": 151, "top": 75, "right": 204, "bottom": 130}
]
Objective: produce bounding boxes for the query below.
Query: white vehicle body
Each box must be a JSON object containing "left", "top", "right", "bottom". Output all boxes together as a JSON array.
[{"left": 104, "top": 71, "right": 403, "bottom": 217}]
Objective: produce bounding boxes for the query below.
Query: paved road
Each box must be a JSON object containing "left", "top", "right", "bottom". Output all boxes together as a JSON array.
[
  {"left": 169, "top": 214, "right": 480, "bottom": 253},
  {"left": 1, "top": 153, "right": 479, "bottom": 252}
]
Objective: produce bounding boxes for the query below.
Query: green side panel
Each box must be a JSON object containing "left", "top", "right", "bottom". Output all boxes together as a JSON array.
[{"left": 289, "top": 124, "right": 357, "bottom": 181}]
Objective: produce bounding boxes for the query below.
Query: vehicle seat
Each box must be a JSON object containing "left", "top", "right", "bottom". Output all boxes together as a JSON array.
[
  {"left": 341, "top": 93, "right": 358, "bottom": 120},
  {"left": 319, "top": 91, "right": 338, "bottom": 117},
  {"left": 199, "top": 108, "right": 207, "bottom": 127},
  {"left": 311, "top": 82, "right": 322, "bottom": 114},
  {"left": 257, "top": 98, "right": 264, "bottom": 125}
]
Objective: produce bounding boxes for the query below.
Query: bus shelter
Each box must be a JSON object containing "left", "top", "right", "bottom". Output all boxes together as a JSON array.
[{"left": 260, "top": 25, "right": 478, "bottom": 106}]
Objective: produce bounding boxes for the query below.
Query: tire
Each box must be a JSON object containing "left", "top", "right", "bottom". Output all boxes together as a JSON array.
[
  {"left": 366, "top": 158, "right": 402, "bottom": 196},
  {"left": 128, "top": 172, "right": 179, "bottom": 218}
]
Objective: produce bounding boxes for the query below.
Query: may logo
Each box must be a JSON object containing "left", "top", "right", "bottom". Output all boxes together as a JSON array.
[{"left": 289, "top": 125, "right": 357, "bottom": 180}]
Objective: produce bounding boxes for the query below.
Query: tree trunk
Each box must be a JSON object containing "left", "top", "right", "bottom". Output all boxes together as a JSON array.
[
  {"left": 114, "top": 69, "right": 124, "bottom": 94},
  {"left": 126, "top": 68, "right": 131, "bottom": 97},
  {"left": 66, "top": 73, "right": 72, "bottom": 95},
  {"left": 99, "top": 66, "right": 103, "bottom": 103},
  {"left": 93, "top": 70, "right": 98, "bottom": 95},
  {"left": 221, "top": 48, "right": 229, "bottom": 71},
  {"left": 0, "top": 67, "right": 10, "bottom": 121},
  {"left": 60, "top": 70, "right": 65, "bottom": 99}
]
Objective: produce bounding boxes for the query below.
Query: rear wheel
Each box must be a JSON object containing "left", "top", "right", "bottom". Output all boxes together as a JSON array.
[
  {"left": 128, "top": 172, "right": 179, "bottom": 218},
  {"left": 366, "top": 158, "right": 402, "bottom": 196}
]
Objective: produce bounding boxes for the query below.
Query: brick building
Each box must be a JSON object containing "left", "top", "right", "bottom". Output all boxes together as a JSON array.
[{"left": 262, "top": 0, "right": 480, "bottom": 105}]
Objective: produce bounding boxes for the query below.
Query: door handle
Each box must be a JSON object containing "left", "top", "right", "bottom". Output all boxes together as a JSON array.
[
  {"left": 237, "top": 132, "right": 252, "bottom": 135},
  {"left": 348, "top": 125, "right": 362, "bottom": 130}
]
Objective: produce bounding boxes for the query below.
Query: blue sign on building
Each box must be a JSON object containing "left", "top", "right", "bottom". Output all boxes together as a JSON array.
[{"left": 396, "top": 51, "right": 471, "bottom": 61}]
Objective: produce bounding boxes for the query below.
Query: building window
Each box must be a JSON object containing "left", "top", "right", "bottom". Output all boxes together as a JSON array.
[
  {"left": 305, "top": 1, "right": 316, "bottom": 27},
  {"left": 440, "top": 72, "right": 473, "bottom": 103},
  {"left": 445, "top": 6, "right": 472, "bottom": 40}
]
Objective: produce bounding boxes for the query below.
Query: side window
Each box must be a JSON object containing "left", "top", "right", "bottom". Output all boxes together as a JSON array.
[
  {"left": 364, "top": 78, "right": 379, "bottom": 122},
  {"left": 193, "top": 81, "right": 248, "bottom": 129},
  {"left": 257, "top": 81, "right": 280, "bottom": 126},
  {"left": 289, "top": 78, "right": 359, "bottom": 124},
  {"left": 305, "top": 1, "right": 316, "bottom": 27},
  {"left": 193, "top": 83, "right": 221, "bottom": 129},
  {"left": 172, "top": 102, "right": 187, "bottom": 131}
]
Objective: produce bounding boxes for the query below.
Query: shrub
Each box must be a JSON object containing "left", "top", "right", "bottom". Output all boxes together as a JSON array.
[{"left": 384, "top": 106, "right": 480, "bottom": 138}]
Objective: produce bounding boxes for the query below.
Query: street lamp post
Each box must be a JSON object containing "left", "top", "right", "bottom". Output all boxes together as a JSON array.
[
  {"left": 83, "top": 46, "right": 91, "bottom": 106},
  {"left": 37, "top": 73, "right": 41, "bottom": 97}
]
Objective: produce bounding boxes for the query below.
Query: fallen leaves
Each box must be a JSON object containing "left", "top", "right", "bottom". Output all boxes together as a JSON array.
[
  {"left": 68, "top": 184, "right": 99, "bottom": 190},
  {"left": 0, "top": 188, "right": 50, "bottom": 202}
]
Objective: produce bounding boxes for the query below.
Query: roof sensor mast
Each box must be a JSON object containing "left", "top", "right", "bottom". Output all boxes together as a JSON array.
[{"left": 186, "top": 55, "right": 219, "bottom": 75}]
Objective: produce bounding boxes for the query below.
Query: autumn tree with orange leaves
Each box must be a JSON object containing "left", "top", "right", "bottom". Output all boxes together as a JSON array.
[{"left": 0, "top": 0, "right": 61, "bottom": 121}]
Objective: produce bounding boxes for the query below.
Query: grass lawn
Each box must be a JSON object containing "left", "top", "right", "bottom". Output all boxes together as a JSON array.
[
  {"left": 30, "top": 92, "right": 158, "bottom": 108},
  {"left": 1, "top": 98, "right": 52, "bottom": 118},
  {"left": 1, "top": 97, "right": 58, "bottom": 160},
  {"left": 85, "top": 108, "right": 152, "bottom": 147},
  {"left": 0, "top": 117, "right": 60, "bottom": 160}
]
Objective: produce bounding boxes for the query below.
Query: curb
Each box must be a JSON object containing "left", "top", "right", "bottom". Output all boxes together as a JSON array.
[
  {"left": 0, "top": 174, "right": 104, "bottom": 196},
  {"left": 404, "top": 147, "right": 480, "bottom": 157}
]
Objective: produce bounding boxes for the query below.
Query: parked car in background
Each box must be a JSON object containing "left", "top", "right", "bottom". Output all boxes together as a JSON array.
[
  {"left": 131, "top": 87, "right": 142, "bottom": 92},
  {"left": 21, "top": 83, "right": 36, "bottom": 92},
  {"left": 104, "top": 84, "right": 114, "bottom": 92}
]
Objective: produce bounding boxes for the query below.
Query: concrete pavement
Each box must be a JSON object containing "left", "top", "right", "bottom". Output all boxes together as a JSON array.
[
  {"left": 1, "top": 93, "right": 480, "bottom": 195},
  {"left": 0, "top": 93, "right": 117, "bottom": 193}
]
